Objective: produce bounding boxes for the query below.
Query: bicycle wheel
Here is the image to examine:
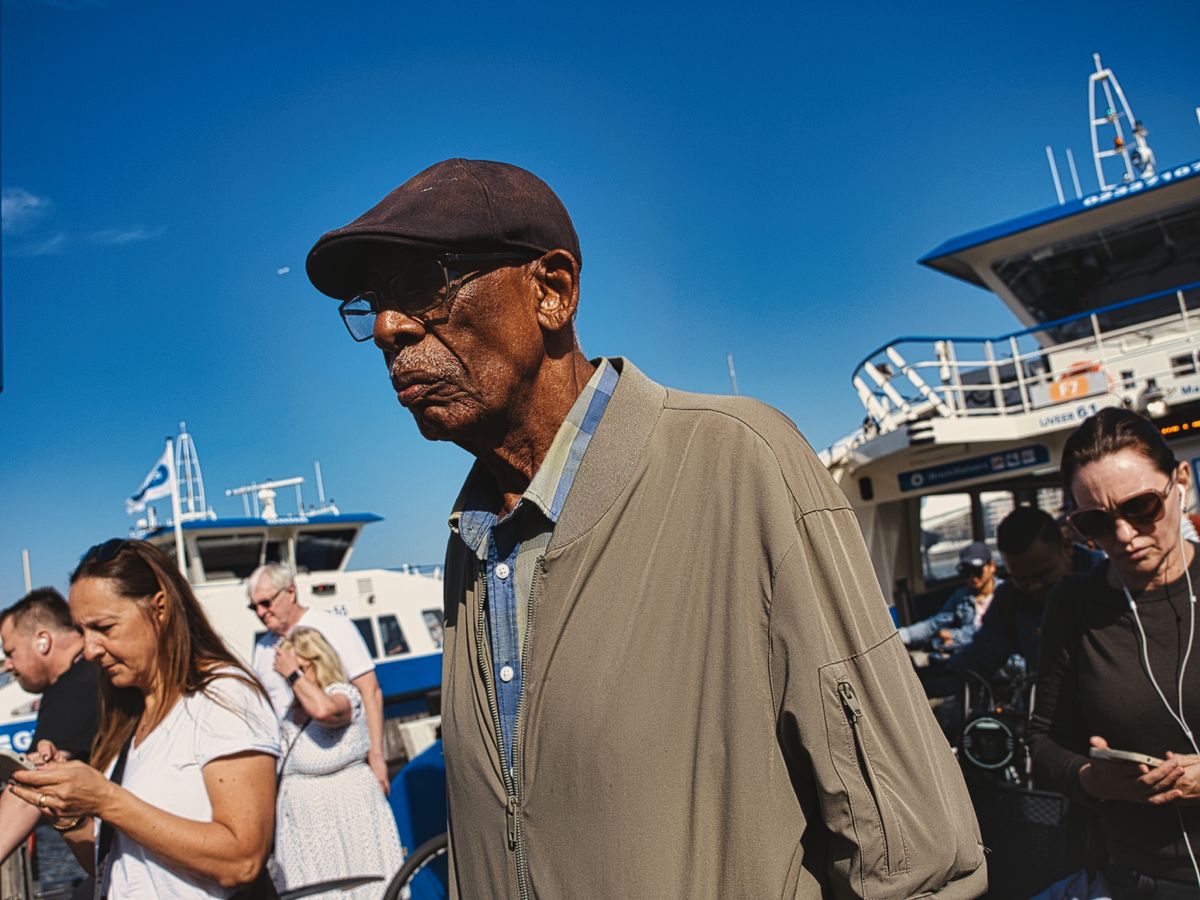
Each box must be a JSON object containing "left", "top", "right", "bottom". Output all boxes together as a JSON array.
[{"left": 383, "top": 832, "right": 449, "bottom": 900}]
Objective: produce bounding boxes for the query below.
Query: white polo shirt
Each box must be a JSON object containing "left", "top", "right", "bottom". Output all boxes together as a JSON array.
[{"left": 251, "top": 608, "right": 376, "bottom": 719}]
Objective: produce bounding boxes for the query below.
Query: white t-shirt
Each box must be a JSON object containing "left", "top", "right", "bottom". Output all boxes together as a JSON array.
[
  {"left": 100, "top": 672, "right": 280, "bottom": 899},
  {"left": 251, "top": 607, "right": 376, "bottom": 719}
]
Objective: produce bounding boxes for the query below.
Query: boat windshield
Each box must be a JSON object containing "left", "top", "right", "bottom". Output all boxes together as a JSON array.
[
  {"left": 296, "top": 528, "right": 357, "bottom": 573},
  {"left": 992, "top": 204, "right": 1200, "bottom": 338}
]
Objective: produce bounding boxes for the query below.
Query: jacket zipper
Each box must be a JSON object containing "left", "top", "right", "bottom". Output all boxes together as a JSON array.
[
  {"left": 838, "top": 680, "right": 900, "bottom": 876},
  {"left": 474, "top": 559, "right": 534, "bottom": 900},
  {"left": 510, "top": 557, "right": 544, "bottom": 900}
]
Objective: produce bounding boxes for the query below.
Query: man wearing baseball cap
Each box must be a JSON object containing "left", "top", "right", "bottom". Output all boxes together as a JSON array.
[
  {"left": 900, "top": 541, "right": 1000, "bottom": 654},
  {"left": 307, "top": 159, "right": 984, "bottom": 898}
]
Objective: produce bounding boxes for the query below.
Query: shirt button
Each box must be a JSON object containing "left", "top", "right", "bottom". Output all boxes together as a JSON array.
[
  {"left": 500, "top": 665, "right": 515, "bottom": 683},
  {"left": 495, "top": 563, "right": 511, "bottom": 579}
]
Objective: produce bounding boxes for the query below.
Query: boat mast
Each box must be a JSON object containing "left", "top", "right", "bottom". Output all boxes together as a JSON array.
[
  {"left": 174, "top": 421, "right": 211, "bottom": 521},
  {"left": 1089, "top": 52, "right": 1155, "bottom": 190}
]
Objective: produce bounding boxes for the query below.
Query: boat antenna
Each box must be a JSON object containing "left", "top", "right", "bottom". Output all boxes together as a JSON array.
[
  {"left": 1089, "top": 52, "right": 1155, "bottom": 189},
  {"left": 726, "top": 352, "right": 740, "bottom": 396},
  {"left": 1065, "top": 148, "right": 1083, "bottom": 199},
  {"left": 174, "top": 421, "right": 211, "bottom": 521},
  {"left": 314, "top": 461, "right": 326, "bottom": 505},
  {"left": 1045, "top": 146, "right": 1066, "bottom": 205}
]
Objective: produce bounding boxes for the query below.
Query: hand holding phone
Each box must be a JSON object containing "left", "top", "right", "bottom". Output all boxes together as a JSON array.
[{"left": 1089, "top": 746, "right": 1165, "bottom": 767}]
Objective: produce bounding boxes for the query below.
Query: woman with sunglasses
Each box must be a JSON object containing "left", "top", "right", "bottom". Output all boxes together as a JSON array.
[
  {"left": 8, "top": 539, "right": 280, "bottom": 898},
  {"left": 1029, "top": 408, "right": 1200, "bottom": 897}
]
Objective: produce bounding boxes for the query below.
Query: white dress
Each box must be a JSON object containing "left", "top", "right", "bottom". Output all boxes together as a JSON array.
[{"left": 272, "top": 683, "right": 403, "bottom": 899}]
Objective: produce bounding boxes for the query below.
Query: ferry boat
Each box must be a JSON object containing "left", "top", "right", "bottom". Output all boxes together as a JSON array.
[
  {"left": 821, "top": 54, "right": 1200, "bottom": 623},
  {"left": 0, "top": 423, "right": 444, "bottom": 757},
  {"left": 818, "top": 53, "right": 1198, "bottom": 896}
]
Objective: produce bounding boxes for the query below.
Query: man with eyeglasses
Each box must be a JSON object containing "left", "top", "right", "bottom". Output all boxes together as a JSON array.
[
  {"left": 246, "top": 563, "right": 387, "bottom": 793},
  {"left": 305, "top": 158, "right": 985, "bottom": 898}
]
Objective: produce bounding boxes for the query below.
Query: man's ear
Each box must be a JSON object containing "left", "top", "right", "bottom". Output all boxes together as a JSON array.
[{"left": 531, "top": 250, "right": 580, "bottom": 333}]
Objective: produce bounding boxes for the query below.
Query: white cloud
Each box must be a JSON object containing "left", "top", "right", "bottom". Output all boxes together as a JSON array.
[
  {"left": 1, "top": 188, "right": 51, "bottom": 234},
  {"left": 277, "top": 266, "right": 291, "bottom": 276},
  {"left": 88, "top": 225, "right": 166, "bottom": 245}
]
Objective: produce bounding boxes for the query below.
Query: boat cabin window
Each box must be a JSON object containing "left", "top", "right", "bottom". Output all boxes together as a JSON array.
[
  {"left": 295, "top": 529, "right": 356, "bottom": 573},
  {"left": 378, "top": 615, "right": 411, "bottom": 656},
  {"left": 196, "top": 533, "right": 267, "bottom": 581},
  {"left": 980, "top": 490, "right": 1016, "bottom": 558},
  {"left": 423, "top": 609, "right": 445, "bottom": 649},
  {"left": 352, "top": 618, "right": 378, "bottom": 658},
  {"left": 920, "top": 493, "right": 972, "bottom": 581},
  {"left": 991, "top": 205, "right": 1200, "bottom": 337}
]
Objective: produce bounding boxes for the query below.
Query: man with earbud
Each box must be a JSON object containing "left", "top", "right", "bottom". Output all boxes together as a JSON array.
[{"left": 0, "top": 588, "right": 99, "bottom": 862}]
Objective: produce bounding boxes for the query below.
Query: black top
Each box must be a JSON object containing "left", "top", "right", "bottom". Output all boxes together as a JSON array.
[
  {"left": 949, "top": 543, "right": 1103, "bottom": 679},
  {"left": 1029, "top": 545, "right": 1200, "bottom": 880},
  {"left": 31, "top": 657, "right": 100, "bottom": 762}
]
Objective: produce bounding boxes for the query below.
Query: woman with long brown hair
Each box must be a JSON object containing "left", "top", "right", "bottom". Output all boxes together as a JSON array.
[{"left": 10, "top": 539, "right": 280, "bottom": 898}]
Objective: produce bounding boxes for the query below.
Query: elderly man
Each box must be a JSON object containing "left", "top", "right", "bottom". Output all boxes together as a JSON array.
[
  {"left": 0, "top": 588, "right": 99, "bottom": 861},
  {"left": 306, "top": 159, "right": 985, "bottom": 898},
  {"left": 246, "top": 563, "right": 388, "bottom": 792}
]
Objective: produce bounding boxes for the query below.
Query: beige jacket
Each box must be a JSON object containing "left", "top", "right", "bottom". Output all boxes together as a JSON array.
[{"left": 442, "top": 359, "right": 985, "bottom": 899}]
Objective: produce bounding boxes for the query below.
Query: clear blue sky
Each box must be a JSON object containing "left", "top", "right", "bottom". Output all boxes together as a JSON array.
[{"left": 2, "top": 0, "right": 1198, "bottom": 597}]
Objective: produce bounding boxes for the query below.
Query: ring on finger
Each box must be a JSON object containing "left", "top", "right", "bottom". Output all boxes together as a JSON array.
[{"left": 37, "top": 793, "right": 49, "bottom": 811}]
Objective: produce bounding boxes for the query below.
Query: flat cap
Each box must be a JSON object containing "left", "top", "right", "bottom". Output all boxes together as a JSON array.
[{"left": 307, "top": 158, "right": 580, "bottom": 300}]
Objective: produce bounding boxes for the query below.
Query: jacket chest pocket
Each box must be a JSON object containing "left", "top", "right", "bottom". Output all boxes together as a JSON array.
[{"left": 832, "top": 678, "right": 908, "bottom": 878}]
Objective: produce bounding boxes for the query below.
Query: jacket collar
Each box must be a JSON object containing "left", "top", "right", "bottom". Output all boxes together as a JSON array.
[{"left": 547, "top": 357, "right": 666, "bottom": 552}]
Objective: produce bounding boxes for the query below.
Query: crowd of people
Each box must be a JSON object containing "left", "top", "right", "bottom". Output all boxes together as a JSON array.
[
  {"left": 1, "top": 540, "right": 401, "bottom": 899},
  {"left": 3, "top": 155, "right": 1199, "bottom": 900}
]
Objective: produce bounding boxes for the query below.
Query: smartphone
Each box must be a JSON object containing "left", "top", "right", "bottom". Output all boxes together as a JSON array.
[
  {"left": 0, "top": 749, "right": 36, "bottom": 784},
  {"left": 1089, "top": 746, "right": 1165, "bottom": 767}
]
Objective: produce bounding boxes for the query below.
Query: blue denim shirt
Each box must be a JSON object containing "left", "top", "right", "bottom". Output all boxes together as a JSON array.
[{"left": 449, "top": 361, "right": 618, "bottom": 777}]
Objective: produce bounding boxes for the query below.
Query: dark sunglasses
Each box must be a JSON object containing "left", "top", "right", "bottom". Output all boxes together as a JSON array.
[
  {"left": 71, "top": 538, "right": 130, "bottom": 580},
  {"left": 1068, "top": 474, "right": 1176, "bottom": 540},
  {"left": 957, "top": 562, "right": 986, "bottom": 578},
  {"left": 247, "top": 586, "right": 287, "bottom": 613}
]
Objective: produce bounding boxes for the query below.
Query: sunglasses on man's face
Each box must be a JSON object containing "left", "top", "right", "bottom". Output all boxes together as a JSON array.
[
  {"left": 1068, "top": 474, "right": 1176, "bottom": 541},
  {"left": 957, "top": 563, "right": 986, "bottom": 578}
]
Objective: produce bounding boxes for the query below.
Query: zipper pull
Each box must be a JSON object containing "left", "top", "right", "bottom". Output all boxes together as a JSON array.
[
  {"left": 506, "top": 795, "right": 517, "bottom": 850},
  {"left": 838, "top": 681, "right": 863, "bottom": 720}
]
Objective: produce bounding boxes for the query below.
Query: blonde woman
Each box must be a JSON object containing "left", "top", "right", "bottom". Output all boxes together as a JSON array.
[{"left": 271, "top": 626, "right": 403, "bottom": 898}]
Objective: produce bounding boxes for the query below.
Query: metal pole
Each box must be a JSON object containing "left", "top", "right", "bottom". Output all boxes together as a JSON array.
[
  {"left": 726, "top": 353, "right": 739, "bottom": 396},
  {"left": 1045, "top": 146, "right": 1065, "bottom": 205},
  {"left": 1066, "top": 149, "right": 1083, "bottom": 199},
  {"left": 21, "top": 549, "right": 32, "bottom": 593},
  {"left": 315, "top": 462, "right": 326, "bottom": 504},
  {"left": 165, "top": 438, "right": 186, "bottom": 577}
]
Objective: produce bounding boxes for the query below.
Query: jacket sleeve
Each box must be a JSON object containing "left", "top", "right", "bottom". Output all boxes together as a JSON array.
[
  {"left": 899, "top": 591, "right": 963, "bottom": 646},
  {"left": 1027, "top": 582, "right": 1090, "bottom": 802},
  {"left": 769, "top": 506, "right": 987, "bottom": 899},
  {"left": 947, "top": 593, "right": 1013, "bottom": 680}
]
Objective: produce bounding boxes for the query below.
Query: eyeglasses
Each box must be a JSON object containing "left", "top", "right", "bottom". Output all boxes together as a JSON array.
[
  {"left": 338, "top": 252, "right": 534, "bottom": 342},
  {"left": 1068, "top": 474, "right": 1176, "bottom": 540},
  {"left": 72, "top": 538, "right": 130, "bottom": 580},
  {"left": 247, "top": 586, "right": 287, "bottom": 613},
  {"left": 957, "top": 562, "right": 987, "bottom": 578}
]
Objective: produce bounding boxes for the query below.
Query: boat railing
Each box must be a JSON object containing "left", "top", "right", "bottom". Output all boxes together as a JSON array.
[{"left": 851, "top": 281, "right": 1200, "bottom": 436}]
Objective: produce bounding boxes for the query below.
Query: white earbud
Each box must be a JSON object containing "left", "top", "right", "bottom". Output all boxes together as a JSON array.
[{"left": 37, "top": 637, "right": 48, "bottom": 652}]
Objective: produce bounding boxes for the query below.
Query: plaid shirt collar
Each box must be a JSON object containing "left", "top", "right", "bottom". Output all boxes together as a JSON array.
[{"left": 449, "top": 359, "right": 619, "bottom": 554}]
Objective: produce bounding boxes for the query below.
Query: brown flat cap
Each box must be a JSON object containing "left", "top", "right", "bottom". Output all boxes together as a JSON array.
[{"left": 306, "top": 158, "right": 580, "bottom": 300}]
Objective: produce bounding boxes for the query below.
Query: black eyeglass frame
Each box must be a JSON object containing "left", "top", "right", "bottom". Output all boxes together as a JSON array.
[
  {"left": 337, "top": 251, "right": 536, "bottom": 342},
  {"left": 246, "top": 585, "right": 289, "bottom": 613},
  {"left": 1067, "top": 472, "right": 1177, "bottom": 541}
]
